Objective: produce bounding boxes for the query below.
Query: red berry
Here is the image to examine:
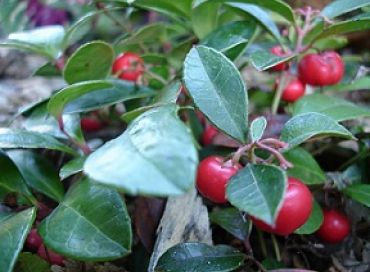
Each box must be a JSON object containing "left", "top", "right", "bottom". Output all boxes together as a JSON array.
[
  {"left": 251, "top": 177, "right": 313, "bottom": 236},
  {"left": 317, "top": 209, "right": 350, "bottom": 243},
  {"left": 112, "top": 52, "right": 145, "bottom": 81},
  {"left": 280, "top": 77, "right": 306, "bottom": 103},
  {"left": 201, "top": 126, "right": 218, "bottom": 145},
  {"left": 196, "top": 156, "right": 241, "bottom": 203},
  {"left": 80, "top": 117, "right": 103, "bottom": 132},
  {"left": 298, "top": 51, "right": 344, "bottom": 86},
  {"left": 26, "top": 228, "right": 43, "bottom": 251},
  {"left": 270, "top": 46, "right": 289, "bottom": 71},
  {"left": 37, "top": 244, "right": 65, "bottom": 266}
]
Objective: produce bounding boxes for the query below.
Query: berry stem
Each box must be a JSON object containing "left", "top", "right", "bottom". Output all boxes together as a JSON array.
[
  {"left": 255, "top": 142, "right": 293, "bottom": 169},
  {"left": 271, "top": 234, "right": 282, "bottom": 262},
  {"left": 271, "top": 72, "right": 290, "bottom": 115}
]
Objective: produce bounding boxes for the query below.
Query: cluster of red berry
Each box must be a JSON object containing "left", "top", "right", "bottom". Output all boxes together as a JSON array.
[
  {"left": 270, "top": 46, "right": 345, "bottom": 102},
  {"left": 196, "top": 156, "right": 350, "bottom": 243}
]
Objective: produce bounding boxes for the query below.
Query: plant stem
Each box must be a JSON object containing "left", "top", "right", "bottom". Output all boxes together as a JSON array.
[
  {"left": 256, "top": 142, "right": 293, "bottom": 169},
  {"left": 271, "top": 72, "right": 289, "bottom": 115},
  {"left": 144, "top": 69, "right": 168, "bottom": 85},
  {"left": 271, "top": 234, "right": 282, "bottom": 262},
  {"left": 257, "top": 229, "right": 267, "bottom": 258},
  {"left": 96, "top": 2, "right": 131, "bottom": 32}
]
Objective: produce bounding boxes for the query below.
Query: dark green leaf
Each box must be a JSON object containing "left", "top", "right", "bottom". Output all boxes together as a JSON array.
[
  {"left": 201, "top": 20, "right": 257, "bottom": 60},
  {"left": 226, "top": 164, "right": 287, "bottom": 225},
  {"left": 323, "top": 76, "right": 370, "bottom": 92},
  {"left": 250, "top": 116, "right": 267, "bottom": 142},
  {"left": 344, "top": 184, "right": 370, "bottom": 207},
  {"left": 38, "top": 178, "right": 132, "bottom": 261},
  {"left": 192, "top": 2, "right": 220, "bottom": 39},
  {"left": 250, "top": 50, "right": 295, "bottom": 71},
  {"left": 183, "top": 46, "right": 248, "bottom": 143},
  {"left": 210, "top": 208, "right": 250, "bottom": 240},
  {"left": 7, "top": 25, "right": 65, "bottom": 59},
  {"left": 284, "top": 147, "right": 325, "bottom": 185},
  {"left": 293, "top": 94, "right": 370, "bottom": 122},
  {"left": 0, "top": 151, "right": 35, "bottom": 202},
  {"left": 133, "top": 0, "right": 192, "bottom": 19},
  {"left": 155, "top": 243, "right": 245, "bottom": 272},
  {"left": 226, "top": 3, "right": 282, "bottom": 42},
  {"left": 280, "top": 113, "right": 354, "bottom": 148},
  {"left": 63, "top": 41, "right": 114, "bottom": 84},
  {"left": 0, "top": 40, "right": 50, "bottom": 59},
  {"left": 14, "top": 253, "right": 50, "bottom": 272},
  {"left": 312, "top": 36, "right": 348, "bottom": 51},
  {"left": 0, "top": 129, "right": 77, "bottom": 155},
  {"left": 33, "top": 62, "right": 61, "bottom": 77},
  {"left": 295, "top": 200, "right": 323, "bottom": 235},
  {"left": 84, "top": 105, "right": 198, "bottom": 196},
  {"left": 154, "top": 81, "right": 181, "bottom": 104},
  {"left": 7, "top": 150, "right": 64, "bottom": 202},
  {"left": 193, "top": 0, "right": 295, "bottom": 23},
  {"left": 321, "top": 0, "right": 370, "bottom": 19},
  {"left": 59, "top": 157, "right": 86, "bottom": 180},
  {"left": 0, "top": 208, "right": 36, "bottom": 272}
]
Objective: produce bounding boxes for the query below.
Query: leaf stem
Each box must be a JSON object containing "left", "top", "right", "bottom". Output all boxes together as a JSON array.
[
  {"left": 271, "top": 72, "right": 289, "bottom": 115},
  {"left": 271, "top": 234, "right": 282, "bottom": 262}
]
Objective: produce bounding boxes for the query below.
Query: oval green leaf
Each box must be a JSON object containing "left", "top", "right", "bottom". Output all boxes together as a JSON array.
[
  {"left": 280, "top": 113, "right": 355, "bottom": 148},
  {"left": 59, "top": 156, "right": 86, "bottom": 180},
  {"left": 183, "top": 46, "right": 248, "bottom": 143},
  {"left": 0, "top": 129, "right": 77, "bottom": 155},
  {"left": 293, "top": 94, "right": 370, "bottom": 122},
  {"left": 321, "top": 0, "right": 370, "bottom": 19},
  {"left": 284, "top": 147, "right": 325, "bottom": 185},
  {"left": 7, "top": 150, "right": 64, "bottom": 202},
  {"left": 38, "top": 178, "right": 132, "bottom": 261},
  {"left": 210, "top": 208, "right": 250, "bottom": 240},
  {"left": 344, "top": 184, "right": 370, "bottom": 208},
  {"left": 64, "top": 41, "right": 114, "bottom": 84},
  {"left": 84, "top": 105, "right": 198, "bottom": 196},
  {"left": 250, "top": 116, "right": 267, "bottom": 142},
  {"left": 0, "top": 208, "right": 36, "bottom": 272},
  {"left": 201, "top": 20, "right": 257, "bottom": 60},
  {"left": 250, "top": 50, "right": 296, "bottom": 71},
  {"left": 226, "top": 164, "right": 287, "bottom": 225},
  {"left": 295, "top": 200, "right": 323, "bottom": 235},
  {"left": 14, "top": 253, "right": 49, "bottom": 272},
  {"left": 155, "top": 243, "right": 245, "bottom": 272}
]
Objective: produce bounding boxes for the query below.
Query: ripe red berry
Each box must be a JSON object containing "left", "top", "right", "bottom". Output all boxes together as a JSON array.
[
  {"left": 196, "top": 156, "right": 241, "bottom": 203},
  {"left": 280, "top": 77, "right": 306, "bottom": 102},
  {"left": 37, "top": 244, "right": 64, "bottom": 266},
  {"left": 316, "top": 209, "right": 350, "bottom": 243},
  {"left": 80, "top": 117, "right": 103, "bottom": 132},
  {"left": 26, "top": 228, "right": 43, "bottom": 251},
  {"left": 251, "top": 177, "right": 313, "bottom": 236},
  {"left": 270, "top": 46, "right": 289, "bottom": 71},
  {"left": 201, "top": 126, "right": 218, "bottom": 145},
  {"left": 37, "top": 244, "right": 65, "bottom": 266},
  {"left": 298, "top": 51, "right": 344, "bottom": 86},
  {"left": 112, "top": 52, "right": 145, "bottom": 81}
]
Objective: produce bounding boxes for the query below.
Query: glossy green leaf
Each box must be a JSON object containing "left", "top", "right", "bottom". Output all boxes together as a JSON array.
[
  {"left": 48, "top": 80, "right": 155, "bottom": 117},
  {"left": 313, "top": 36, "right": 348, "bottom": 51},
  {"left": 59, "top": 157, "right": 86, "bottom": 180},
  {"left": 0, "top": 129, "right": 77, "bottom": 155},
  {"left": 250, "top": 116, "right": 267, "bottom": 142},
  {"left": 227, "top": 3, "right": 282, "bottom": 42},
  {"left": 321, "top": 0, "right": 370, "bottom": 19},
  {"left": 250, "top": 50, "right": 295, "bottom": 71},
  {"left": 183, "top": 46, "right": 248, "bottom": 143},
  {"left": 280, "top": 113, "right": 354, "bottom": 148},
  {"left": 14, "top": 253, "right": 49, "bottom": 272},
  {"left": 284, "top": 147, "right": 325, "bottom": 185},
  {"left": 7, "top": 25, "right": 65, "bottom": 59},
  {"left": 133, "top": 0, "right": 192, "bottom": 19},
  {"left": 192, "top": 2, "right": 220, "bottom": 39},
  {"left": 201, "top": 20, "right": 257, "bottom": 60},
  {"left": 293, "top": 94, "right": 370, "bottom": 122},
  {"left": 115, "top": 23, "right": 166, "bottom": 52},
  {"left": 0, "top": 151, "right": 35, "bottom": 202},
  {"left": 155, "top": 243, "right": 245, "bottom": 272},
  {"left": 344, "top": 184, "right": 370, "bottom": 207},
  {"left": 63, "top": 41, "right": 114, "bottom": 84},
  {"left": 193, "top": 0, "right": 295, "bottom": 23},
  {"left": 323, "top": 76, "right": 370, "bottom": 92},
  {"left": 210, "top": 208, "right": 250, "bottom": 240},
  {"left": 22, "top": 101, "right": 84, "bottom": 144},
  {"left": 226, "top": 164, "right": 287, "bottom": 225},
  {"left": 33, "top": 62, "right": 61, "bottom": 77},
  {"left": 0, "top": 40, "right": 50, "bottom": 59},
  {"left": 0, "top": 208, "right": 36, "bottom": 272},
  {"left": 154, "top": 81, "right": 181, "bottom": 104},
  {"left": 84, "top": 105, "right": 198, "bottom": 196},
  {"left": 7, "top": 150, "right": 64, "bottom": 202},
  {"left": 38, "top": 179, "right": 132, "bottom": 261},
  {"left": 295, "top": 200, "right": 323, "bottom": 235}
]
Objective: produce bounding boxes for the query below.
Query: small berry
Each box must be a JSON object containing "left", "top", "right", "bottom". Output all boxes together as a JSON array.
[
  {"left": 112, "top": 52, "right": 145, "bottom": 82},
  {"left": 317, "top": 209, "right": 350, "bottom": 243}
]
